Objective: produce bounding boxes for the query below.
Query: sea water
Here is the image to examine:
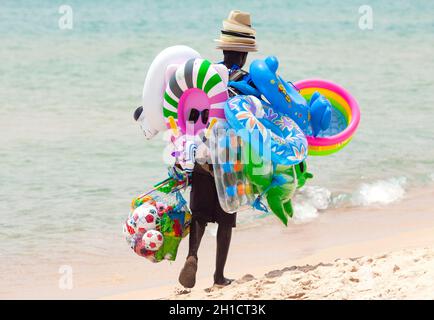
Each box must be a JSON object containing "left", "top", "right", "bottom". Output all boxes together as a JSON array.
[{"left": 0, "top": 0, "right": 433, "bottom": 291}]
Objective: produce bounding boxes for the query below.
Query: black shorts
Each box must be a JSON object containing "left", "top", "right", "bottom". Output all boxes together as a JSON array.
[{"left": 190, "top": 164, "right": 237, "bottom": 228}]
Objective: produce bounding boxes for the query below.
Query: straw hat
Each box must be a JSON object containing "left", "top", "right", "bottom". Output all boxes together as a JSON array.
[{"left": 215, "top": 10, "right": 257, "bottom": 52}]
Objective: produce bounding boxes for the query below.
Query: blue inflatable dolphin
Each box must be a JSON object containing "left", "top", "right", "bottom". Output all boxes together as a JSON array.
[{"left": 229, "top": 56, "right": 331, "bottom": 137}]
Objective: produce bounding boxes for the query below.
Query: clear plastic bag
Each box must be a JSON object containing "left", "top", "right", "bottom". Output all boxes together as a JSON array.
[{"left": 209, "top": 127, "right": 255, "bottom": 213}]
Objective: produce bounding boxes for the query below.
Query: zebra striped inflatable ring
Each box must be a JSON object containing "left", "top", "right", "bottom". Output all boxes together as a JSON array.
[{"left": 163, "top": 58, "right": 228, "bottom": 135}]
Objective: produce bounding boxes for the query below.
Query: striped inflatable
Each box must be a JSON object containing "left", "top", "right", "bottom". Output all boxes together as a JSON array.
[{"left": 163, "top": 58, "right": 228, "bottom": 134}]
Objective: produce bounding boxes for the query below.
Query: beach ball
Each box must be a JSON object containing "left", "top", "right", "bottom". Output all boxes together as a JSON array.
[
  {"left": 132, "top": 204, "right": 159, "bottom": 233},
  {"left": 122, "top": 220, "right": 133, "bottom": 240},
  {"left": 131, "top": 234, "right": 149, "bottom": 256},
  {"left": 142, "top": 230, "right": 164, "bottom": 251},
  {"left": 124, "top": 219, "right": 136, "bottom": 236}
]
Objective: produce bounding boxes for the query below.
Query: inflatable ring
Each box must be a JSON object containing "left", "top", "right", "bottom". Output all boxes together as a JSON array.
[
  {"left": 163, "top": 58, "right": 228, "bottom": 135},
  {"left": 294, "top": 79, "right": 360, "bottom": 156},
  {"left": 225, "top": 95, "right": 308, "bottom": 165},
  {"left": 140, "top": 46, "right": 201, "bottom": 136}
]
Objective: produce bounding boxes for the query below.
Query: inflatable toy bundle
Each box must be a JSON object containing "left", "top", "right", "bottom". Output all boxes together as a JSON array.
[
  {"left": 229, "top": 56, "right": 360, "bottom": 157},
  {"left": 130, "top": 45, "right": 360, "bottom": 238},
  {"left": 212, "top": 95, "right": 312, "bottom": 225},
  {"left": 123, "top": 189, "right": 191, "bottom": 263},
  {"left": 209, "top": 56, "right": 360, "bottom": 225}
]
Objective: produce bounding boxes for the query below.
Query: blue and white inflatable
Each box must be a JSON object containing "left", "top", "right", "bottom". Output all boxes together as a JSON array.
[{"left": 224, "top": 95, "right": 308, "bottom": 166}]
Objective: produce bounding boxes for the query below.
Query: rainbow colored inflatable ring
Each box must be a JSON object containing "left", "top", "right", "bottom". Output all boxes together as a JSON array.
[
  {"left": 294, "top": 79, "right": 361, "bottom": 156},
  {"left": 163, "top": 58, "right": 228, "bottom": 134}
]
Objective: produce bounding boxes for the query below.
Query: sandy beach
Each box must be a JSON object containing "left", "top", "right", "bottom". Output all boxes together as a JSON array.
[
  {"left": 100, "top": 186, "right": 434, "bottom": 300},
  {"left": 2, "top": 186, "right": 433, "bottom": 300},
  {"left": 166, "top": 245, "right": 434, "bottom": 300}
]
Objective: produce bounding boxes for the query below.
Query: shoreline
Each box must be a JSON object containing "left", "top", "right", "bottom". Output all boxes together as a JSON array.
[{"left": 2, "top": 186, "right": 433, "bottom": 299}]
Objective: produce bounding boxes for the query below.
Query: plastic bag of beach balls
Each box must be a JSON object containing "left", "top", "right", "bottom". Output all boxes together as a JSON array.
[{"left": 123, "top": 197, "right": 165, "bottom": 262}]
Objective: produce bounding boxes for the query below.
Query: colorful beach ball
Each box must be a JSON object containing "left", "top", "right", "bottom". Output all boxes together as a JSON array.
[
  {"left": 122, "top": 222, "right": 137, "bottom": 248},
  {"left": 132, "top": 204, "right": 159, "bottom": 233},
  {"left": 124, "top": 219, "right": 136, "bottom": 236},
  {"left": 132, "top": 234, "right": 155, "bottom": 260},
  {"left": 142, "top": 230, "right": 164, "bottom": 251}
]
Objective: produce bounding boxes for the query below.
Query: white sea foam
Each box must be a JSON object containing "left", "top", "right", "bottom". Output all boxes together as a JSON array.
[
  {"left": 292, "top": 186, "right": 332, "bottom": 223},
  {"left": 292, "top": 202, "right": 319, "bottom": 223},
  {"left": 350, "top": 177, "right": 407, "bottom": 206},
  {"left": 291, "top": 177, "right": 408, "bottom": 223}
]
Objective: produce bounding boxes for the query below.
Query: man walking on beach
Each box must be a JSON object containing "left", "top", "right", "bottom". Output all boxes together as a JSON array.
[{"left": 178, "top": 10, "right": 257, "bottom": 289}]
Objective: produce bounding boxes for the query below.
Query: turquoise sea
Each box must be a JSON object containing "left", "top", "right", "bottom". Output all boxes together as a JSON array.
[{"left": 0, "top": 0, "right": 433, "bottom": 294}]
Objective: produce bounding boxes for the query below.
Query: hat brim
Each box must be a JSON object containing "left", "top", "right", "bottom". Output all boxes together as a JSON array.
[
  {"left": 216, "top": 36, "right": 256, "bottom": 45},
  {"left": 215, "top": 39, "right": 257, "bottom": 46},
  {"left": 217, "top": 47, "right": 258, "bottom": 52},
  {"left": 223, "top": 20, "right": 256, "bottom": 35},
  {"left": 216, "top": 43, "right": 258, "bottom": 52}
]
